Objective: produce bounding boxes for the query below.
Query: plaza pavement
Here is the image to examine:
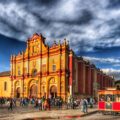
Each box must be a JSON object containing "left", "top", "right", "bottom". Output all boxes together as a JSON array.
[{"left": 0, "top": 105, "right": 98, "bottom": 120}]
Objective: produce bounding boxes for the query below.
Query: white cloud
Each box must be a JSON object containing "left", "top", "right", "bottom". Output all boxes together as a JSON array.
[
  {"left": 83, "top": 56, "right": 120, "bottom": 64},
  {"left": 102, "top": 68, "right": 120, "bottom": 80},
  {"left": 102, "top": 68, "right": 120, "bottom": 73},
  {"left": 0, "top": 0, "right": 119, "bottom": 52}
]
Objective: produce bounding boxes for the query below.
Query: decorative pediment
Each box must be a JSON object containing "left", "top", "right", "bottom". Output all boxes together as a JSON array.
[{"left": 24, "top": 33, "right": 48, "bottom": 56}]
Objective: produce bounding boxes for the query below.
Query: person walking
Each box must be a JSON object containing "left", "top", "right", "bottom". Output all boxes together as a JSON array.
[
  {"left": 83, "top": 98, "right": 88, "bottom": 113},
  {"left": 80, "top": 98, "right": 84, "bottom": 112},
  {"left": 38, "top": 98, "right": 42, "bottom": 110},
  {"left": 8, "top": 99, "right": 13, "bottom": 111}
]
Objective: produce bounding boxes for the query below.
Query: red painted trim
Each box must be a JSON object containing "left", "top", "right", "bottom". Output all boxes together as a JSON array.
[
  {"left": 113, "top": 102, "right": 120, "bottom": 111},
  {"left": 69, "top": 55, "right": 73, "bottom": 86},
  {"left": 98, "top": 101, "right": 105, "bottom": 109}
]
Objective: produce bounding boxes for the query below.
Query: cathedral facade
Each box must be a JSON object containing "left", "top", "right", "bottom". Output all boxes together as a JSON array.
[
  {"left": 10, "top": 33, "right": 70, "bottom": 100},
  {"left": 0, "top": 33, "right": 115, "bottom": 101}
]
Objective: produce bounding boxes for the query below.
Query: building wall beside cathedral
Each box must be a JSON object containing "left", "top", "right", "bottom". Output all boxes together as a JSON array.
[
  {"left": 71, "top": 56, "right": 115, "bottom": 98},
  {"left": 0, "top": 76, "right": 11, "bottom": 97}
]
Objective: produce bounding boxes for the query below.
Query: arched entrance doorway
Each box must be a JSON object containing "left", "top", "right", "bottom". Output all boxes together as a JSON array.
[
  {"left": 50, "top": 85, "right": 57, "bottom": 98},
  {"left": 16, "top": 87, "right": 20, "bottom": 98},
  {"left": 30, "top": 84, "right": 37, "bottom": 97},
  {"left": 117, "top": 85, "right": 120, "bottom": 90}
]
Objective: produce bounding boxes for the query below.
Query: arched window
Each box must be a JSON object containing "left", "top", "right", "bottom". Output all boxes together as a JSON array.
[{"left": 4, "top": 82, "right": 7, "bottom": 91}]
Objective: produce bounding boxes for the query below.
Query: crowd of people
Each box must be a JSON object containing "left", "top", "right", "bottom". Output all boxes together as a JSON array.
[{"left": 0, "top": 96, "right": 97, "bottom": 113}]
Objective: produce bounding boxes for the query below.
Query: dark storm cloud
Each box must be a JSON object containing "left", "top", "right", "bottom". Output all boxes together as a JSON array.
[
  {"left": 50, "top": 9, "right": 94, "bottom": 25},
  {"left": 0, "top": 0, "right": 119, "bottom": 50},
  {"left": 36, "top": 0, "right": 59, "bottom": 6},
  {"left": 0, "top": 0, "right": 96, "bottom": 41},
  {"left": 0, "top": 0, "right": 120, "bottom": 78},
  {"left": 0, "top": 17, "right": 23, "bottom": 34},
  {"left": 30, "top": 11, "right": 50, "bottom": 25},
  {"left": 108, "top": 0, "right": 120, "bottom": 8}
]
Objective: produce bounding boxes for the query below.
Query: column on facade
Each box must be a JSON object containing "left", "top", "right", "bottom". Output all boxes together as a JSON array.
[
  {"left": 25, "top": 41, "right": 30, "bottom": 98},
  {"left": 13, "top": 55, "right": 16, "bottom": 97},
  {"left": 46, "top": 48, "right": 49, "bottom": 98},
  {"left": 78, "top": 61, "right": 83, "bottom": 94},
  {"left": 22, "top": 52, "right": 24, "bottom": 97},
  {"left": 57, "top": 44, "right": 61, "bottom": 97},
  {"left": 96, "top": 70, "right": 101, "bottom": 90},
  {"left": 46, "top": 78, "right": 49, "bottom": 98},
  {"left": 69, "top": 50, "right": 73, "bottom": 96},
  {"left": 10, "top": 55, "right": 13, "bottom": 97},
  {"left": 82, "top": 62, "right": 86, "bottom": 95},
  {"left": 64, "top": 44, "right": 67, "bottom": 100},
  {"left": 75, "top": 60, "right": 78, "bottom": 94},
  {"left": 85, "top": 64, "right": 91, "bottom": 96},
  {"left": 27, "top": 40, "right": 30, "bottom": 77},
  {"left": 39, "top": 36, "right": 42, "bottom": 98},
  {"left": 78, "top": 60, "right": 86, "bottom": 95},
  {"left": 91, "top": 68, "right": 94, "bottom": 96},
  {"left": 86, "top": 65, "right": 92, "bottom": 96},
  {"left": 85, "top": 65, "right": 87, "bottom": 95},
  {"left": 14, "top": 56, "right": 16, "bottom": 79},
  {"left": 93, "top": 68, "right": 97, "bottom": 97},
  {"left": 88, "top": 66, "right": 92, "bottom": 96}
]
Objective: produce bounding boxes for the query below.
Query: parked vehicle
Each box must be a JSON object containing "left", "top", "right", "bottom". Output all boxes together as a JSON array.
[{"left": 98, "top": 87, "right": 120, "bottom": 115}]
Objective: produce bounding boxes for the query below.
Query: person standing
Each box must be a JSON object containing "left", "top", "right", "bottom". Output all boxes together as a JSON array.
[
  {"left": 38, "top": 98, "right": 42, "bottom": 110},
  {"left": 80, "top": 98, "right": 84, "bottom": 112},
  {"left": 83, "top": 98, "right": 88, "bottom": 113},
  {"left": 8, "top": 99, "right": 13, "bottom": 111}
]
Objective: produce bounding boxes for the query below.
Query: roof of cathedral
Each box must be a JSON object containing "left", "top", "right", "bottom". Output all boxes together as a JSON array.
[{"left": 0, "top": 71, "right": 10, "bottom": 77}]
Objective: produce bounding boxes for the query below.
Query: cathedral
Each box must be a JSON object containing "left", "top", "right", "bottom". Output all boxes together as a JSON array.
[{"left": 0, "top": 33, "right": 114, "bottom": 101}]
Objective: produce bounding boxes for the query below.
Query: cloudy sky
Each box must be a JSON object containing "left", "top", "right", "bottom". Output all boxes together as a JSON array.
[{"left": 0, "top": 0, "right": 120, "bottom": 80}]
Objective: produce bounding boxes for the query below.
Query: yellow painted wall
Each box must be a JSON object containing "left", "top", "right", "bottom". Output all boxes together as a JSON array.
[{"left": 0, "top": 76, "right": 11, "bottom": 97}]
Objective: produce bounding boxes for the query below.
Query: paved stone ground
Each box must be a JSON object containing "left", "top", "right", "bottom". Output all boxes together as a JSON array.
[
  {"left": 0, "top": 105, "right": 97, "bottom": 120},
  {"left": 78, "top": 112, "right": 120, "bottom": 120}
]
